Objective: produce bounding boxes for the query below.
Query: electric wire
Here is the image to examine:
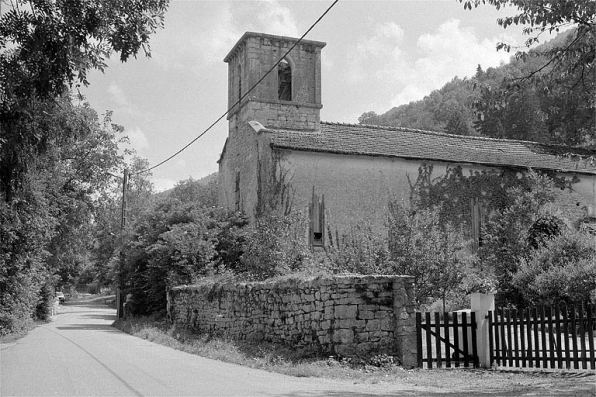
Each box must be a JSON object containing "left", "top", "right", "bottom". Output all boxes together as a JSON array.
[{"left": 133, "top": 0, "right": 340, "bottom": 176}]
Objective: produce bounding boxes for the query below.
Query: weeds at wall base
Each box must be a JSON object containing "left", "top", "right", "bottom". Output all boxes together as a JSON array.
[{"left": 113, "top": 316, "right": 407, "bottom": 381}]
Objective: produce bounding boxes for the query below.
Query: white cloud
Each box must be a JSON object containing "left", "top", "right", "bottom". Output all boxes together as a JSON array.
[
  {"left": 391, "top": 86, "right": 429, "bottom": 109},
  {"left": 126, "top": 127, "right": 150, "bottom": 152},
  {"left": 255, "top": 0, "right": 299, "bottom": 37},
  {"left": 150, "top": 1, "right": 299, "bottom": 71},
  {"left": 390, "top": 19, "right": 512, "bottom": 107},
  {"left": 107, "top": 83, "right": 129, "bottom": 108},
  {"left": 200, "top": 3, "right": 242, "bottom": 63},
  {"left": 149, "top": 2, "right": 240, "bottom": 68},
  {"left": 152, "top": 177, "right": 177, "bottom": 193},
  {"left": 345, "top": 21, "right": 406, "bottom": 83},
  {"left": 344, "top": 19, "right": 517, "bottom": 109},
  {"left": 107, "top": 83, "right": 139, "bottom": 115}
]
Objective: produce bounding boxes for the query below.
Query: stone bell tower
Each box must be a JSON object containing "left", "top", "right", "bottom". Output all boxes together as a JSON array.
[{"left": 224, "top": 32, "right": 326, "bottom": 132}]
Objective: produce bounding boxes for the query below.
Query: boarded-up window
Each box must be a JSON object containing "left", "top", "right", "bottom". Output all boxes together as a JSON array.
[
  {"left": 471, "top": 197, "right": 484, "bottom": 252},
  {"left": 309, "top": 188, "right": 325, "bottom": 248},
  {"left": 235, "top": 171, "right": 241, "bottom": 211},
  {"left": 278, "top": 58, "right": 292, "bottom": 101}
]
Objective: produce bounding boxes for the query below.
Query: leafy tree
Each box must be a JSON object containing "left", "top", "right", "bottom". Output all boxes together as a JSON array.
[
  {"left": 89, "top": 156, "right": 155, "bottom": 291},
  {"left": 359, "top": 14, "right": 594, "bottom": 147},
  {"left": 0, "top": 100, "right": 126, "bottom": 333},
  {"left": 478, "top": 173, "right": 558, "bottom": 307},
  {"left": 1, "top": 0, "right": 169, "bottom": 106},
  {"left": 0, "top": 0, "right": 169, "bottom": 333},
  {"left": 118, "top": 178, "right": 247, "bottom": 315},
  {"left": 1, "top": 0, "right": 169, "bottom": 202},
  {"left": 513, "top": 228, "right": 596, "bottom": 306},
  {"left": 168, "top": 177, "right": 218, "bottom": 207},
  {"left": 358, "top": 111, "right": 380, "bottom": 125},
  {"left": 44, "top": 102, "right": 124, "bottom": 287},
  {"left": 358, "top": 77, "right": 478, "bottom": 136},
  {"left": 462, "top": 1, "right": 595, "bottom": 145},
  {"left": 387, "top": 202, "right": 471, "bottom": 310},
  {"left": 473, "top": 85, "right": 547, "bottom": 141},
  {"left": 461, "top": 0, "right": 595, "bottom": 85},
  {"left": 406, "top": 165, "right": 579, "bottom": 307}
]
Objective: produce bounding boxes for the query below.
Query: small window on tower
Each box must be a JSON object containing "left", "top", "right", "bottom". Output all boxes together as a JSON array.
[{"left": 278, "top": 58, "right": 292, "bottom": 101}]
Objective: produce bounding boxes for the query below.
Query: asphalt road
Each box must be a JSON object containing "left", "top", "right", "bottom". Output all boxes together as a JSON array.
[{"left": 0, "top": 298, "right": 390, "bottom": 397}]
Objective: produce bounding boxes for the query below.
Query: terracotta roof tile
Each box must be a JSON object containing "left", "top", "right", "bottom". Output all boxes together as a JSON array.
[{"left": 264, "top": 122, "right": 596, "bottom": 175}]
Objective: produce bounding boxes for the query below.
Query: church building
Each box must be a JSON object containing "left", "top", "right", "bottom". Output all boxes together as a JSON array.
[{"left": 218, "top": 32, "right": 596, "bottom": 248}]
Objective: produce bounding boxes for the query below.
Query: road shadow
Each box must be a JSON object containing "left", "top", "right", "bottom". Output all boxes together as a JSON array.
[
  {"left": 55, "top": 324, "right": 120, "bottom": 332},
  {"left": 275, "top": 391, "right": 418, "bottom": 397},
  {"left": 83, "top": 313, "right": 117, "bottom": 321},
  {"left": 63, "top": 296, "right": 115, "bottom": 308}
]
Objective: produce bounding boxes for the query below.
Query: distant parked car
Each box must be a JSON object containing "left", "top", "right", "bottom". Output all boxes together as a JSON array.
[{"left": 55, "top": 292, "right": 65, "bottom": 304}]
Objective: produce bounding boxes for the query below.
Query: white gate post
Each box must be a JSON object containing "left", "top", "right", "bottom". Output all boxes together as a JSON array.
[{"left": 471, "top": 292, "right": 495, "bottom": 368}]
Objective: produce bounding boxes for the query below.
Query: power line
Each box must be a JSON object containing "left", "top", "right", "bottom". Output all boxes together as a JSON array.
[{"left": 134, "top": 0, "right": 340, "bottom": 176}]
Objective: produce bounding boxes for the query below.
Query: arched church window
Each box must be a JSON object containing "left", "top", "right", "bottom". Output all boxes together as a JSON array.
[{"left": 278, "top": 58, "right": 292, "bottom": 101}]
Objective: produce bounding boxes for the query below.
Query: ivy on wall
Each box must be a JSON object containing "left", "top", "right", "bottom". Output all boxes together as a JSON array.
[
  {"left": 407, "top": 164, "right": 577, "bottom": 238},
  {"left": 256, "top": 151, "right": 294, "bottom": 217},
  {"left": 407, "top": 164, "right": 582, "bottom": 307}
]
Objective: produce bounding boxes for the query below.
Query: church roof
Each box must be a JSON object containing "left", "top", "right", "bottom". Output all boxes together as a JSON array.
[{"left": 262, "top": 122, "right": 596, "bottom": 175}]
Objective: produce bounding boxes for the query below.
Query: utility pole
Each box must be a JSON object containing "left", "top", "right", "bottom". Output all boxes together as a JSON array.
[
  {"left": 116, "top": 168, "right": 129, "bottom": 319},
  {"left": 121, "top": 168, "right": 128, "bottom": 231}
]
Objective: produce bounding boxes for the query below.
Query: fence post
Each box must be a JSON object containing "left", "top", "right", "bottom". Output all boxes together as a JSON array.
[
  {"left": 394, "top": 276, "right": 417, "bottom": 368},
  {"left": 471, "top": 292, "right": 495, "bottom": 368}
]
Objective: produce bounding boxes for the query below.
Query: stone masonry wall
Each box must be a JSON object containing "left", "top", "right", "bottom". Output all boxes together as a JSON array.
[
  {"left": 168, "top": 275, "right": 417, "bottom": 367},
  {"left": 241, "top": 99, "right": 321, "bottom": 131}
]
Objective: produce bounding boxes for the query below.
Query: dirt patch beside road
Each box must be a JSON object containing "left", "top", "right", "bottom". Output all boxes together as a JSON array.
[{"left": 380, "top": 368, "right": 595, "bottom": 396}]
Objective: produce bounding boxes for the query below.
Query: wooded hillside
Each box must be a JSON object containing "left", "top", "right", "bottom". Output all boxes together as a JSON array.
[{"left": 358, "top": 29, "right": 595, "bottom": 149}]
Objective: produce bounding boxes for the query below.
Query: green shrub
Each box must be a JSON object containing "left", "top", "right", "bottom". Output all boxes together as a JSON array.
[
  {"left": 239, "top": 213, "right": 311, "bottom": 280},
  {"left": 35, "top": 281, "right": 55, "bottom": 320},
  {"left": 387, "top": 202, "right": 470, "bottom": 310},
  {"left": 478, "top": 173, "right": 558, "bottom": 307},
  {"left": 121, "top": 202, "right": 248, "bottom": 315},
  {"left": 324, "top": 221, "right": 389, "bottom": 275},
  {"left": 513, "top": 228, "right": 596, "bottom": 306}
]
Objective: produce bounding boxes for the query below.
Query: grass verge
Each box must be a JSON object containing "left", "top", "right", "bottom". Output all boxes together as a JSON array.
[
  {"left": 0, "top": 321, "right": 37, "bottom": 344},
  {"left": 113, "top": 316, "right": 596, "bottom": 394},
  {"left": 113, "top": 316, "right": 408, "bottom": 383}
]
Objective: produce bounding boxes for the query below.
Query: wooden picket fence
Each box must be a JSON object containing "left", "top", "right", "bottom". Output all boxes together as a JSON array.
[
  {"left": 416, "top": 311, "right": 478, "bottom": 368},
  {"left": 489, "top": 304, "right": 596, "bottom": 370}
]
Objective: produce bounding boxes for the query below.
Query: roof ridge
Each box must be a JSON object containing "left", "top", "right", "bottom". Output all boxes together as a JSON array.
[{"left": 319, "top": 121, "right": 595, "bottom": 152}]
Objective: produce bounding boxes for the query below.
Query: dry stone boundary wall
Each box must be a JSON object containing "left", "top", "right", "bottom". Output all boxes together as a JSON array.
[{"left": 168, "top": 275, "right": 417, "bottom": 367}]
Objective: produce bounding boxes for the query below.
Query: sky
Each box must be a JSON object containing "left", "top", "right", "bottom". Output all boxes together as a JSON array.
[{"left": 81, "top": 0, "right": 533, "bottom": 192}]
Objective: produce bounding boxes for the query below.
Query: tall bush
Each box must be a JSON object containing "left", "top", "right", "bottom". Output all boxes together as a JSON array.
[
  {"left": 479, "top": 173, "right": 557, "bottom": 306},
  {"left": 324, "top": 221, "right": 389, "bottom": 275},
  {"left": 239, "top": 213, "right": 311, "bottom": 280},
  {"left": 387, "top": 202, "right": 472, "bottom": 310},
  {"left": 121, "top": 202, "right": 247, "bottom": 315},
  {"left": 513, "top": 228, "right": 596, "bottom": 306}
]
